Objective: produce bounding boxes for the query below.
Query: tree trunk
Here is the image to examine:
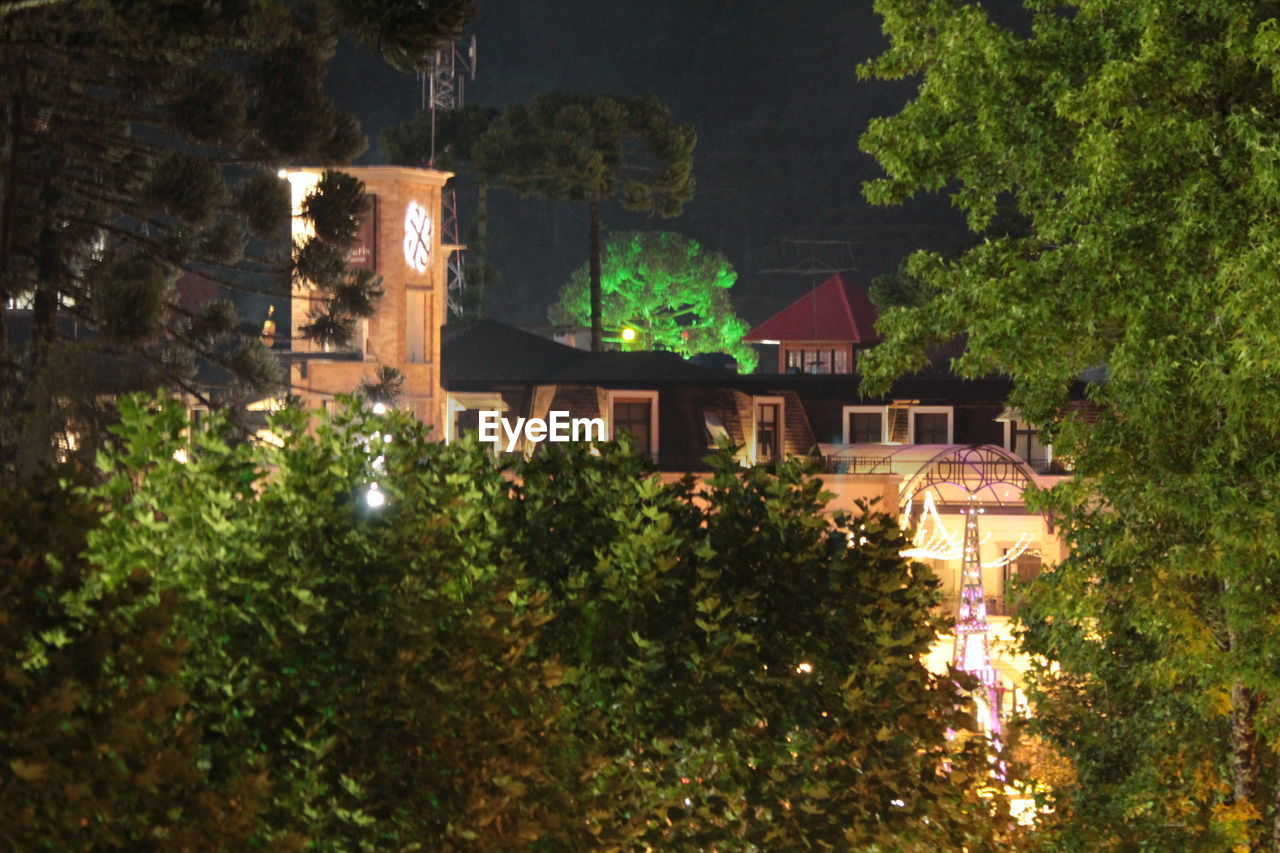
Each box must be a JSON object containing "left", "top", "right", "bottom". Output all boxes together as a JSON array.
[
  {"left": 1272, "top": 769, "right": 1280, "bottom": 852},
  {"left": 1231, "top": 682, "right": 1259, "bottom": 804},
  {"left": 1230, "top": 676, "right": 1262, "bottom": 850},
  {"left": 588, "top": 197, "right": 602, "bottom": 352},
  {"left": 474, "top": 183, "right": 487, "bottom": 318},
  {"left": 0, "top": 92, "right": 23, "bottom": 365}
]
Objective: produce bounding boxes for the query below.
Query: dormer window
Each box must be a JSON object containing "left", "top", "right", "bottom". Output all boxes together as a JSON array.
[
  {"left": 908, "top": 406, "right": 953, "bottom": 444},
  {"left": 843, "top": 405, "right": 889, "bottom": 443},
  {"left": 753, "top": 396, "right": 784, "bottom": 462},
  {"left": 783, "top": 346, "right": 851, "bottom": 375},
  {"left": 608, "top": 390, "right": 659, "bottom": 460}
]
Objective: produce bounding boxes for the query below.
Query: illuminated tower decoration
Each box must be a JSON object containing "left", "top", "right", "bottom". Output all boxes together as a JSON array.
[
  {"left": 285, "top": 166, "right": 456, "bottom": 433},
  {"left": 421, "top": 36, "right": 476, "bottom": 315},
  {"left": 954, "top": 494, "right": 1004, "bottom": 746}
]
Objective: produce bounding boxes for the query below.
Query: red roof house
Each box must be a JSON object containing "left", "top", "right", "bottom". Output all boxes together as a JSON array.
[{"left": 744, "top": 273, "right": 879, "bottom": 374}]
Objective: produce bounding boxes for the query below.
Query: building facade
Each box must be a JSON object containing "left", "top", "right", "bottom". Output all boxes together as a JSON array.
[{"left": 285, "top": 166, "right": 454, "bottom": 432}]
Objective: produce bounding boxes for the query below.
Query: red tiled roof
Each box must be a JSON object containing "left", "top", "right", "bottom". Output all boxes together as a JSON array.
[{"left": 743, "top": 273, "right": 879, "bottom": 344}]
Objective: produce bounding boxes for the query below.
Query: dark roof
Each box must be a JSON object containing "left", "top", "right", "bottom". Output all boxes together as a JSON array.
[
  {"left": 744, "top": 273, "right": 879, "bottom": 344},
  {"left": 442, "top": 320, "right": 738, "bottom": 386},
  {"left": 442, "top": 319, "right": 586, "bottom": 382}
]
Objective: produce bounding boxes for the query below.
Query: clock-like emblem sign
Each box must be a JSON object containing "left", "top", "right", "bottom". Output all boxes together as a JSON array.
[{"left": 403, "top": 201, "right": 431, "bottom": 274}]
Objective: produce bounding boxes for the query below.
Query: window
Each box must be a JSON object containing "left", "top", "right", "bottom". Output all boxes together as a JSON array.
[
  {"left": 784, "top": 346, "right": 851, "bottom": 375},
  {"left": 1001, "top": 550, "right": 1042, "bottom": 615},
  {"left": 446, "top": 393, "right": 507, "bottom": 444},
  {"left": 609, "top": 391, "right": 658, "bottom": 459},
  {"left": 406, "top": 289, "right": 429, "bottom": 363},
  {"left": 908, "top": 407, "right": 952, "bottom": 444},
  {"left": 751, "top": 396, "right": 784, "bottom": 463},
  {"left": 454, "top": 408, "right": 482, "bottom": 437},
  {"left": 842, "top": 406, "right": 888, "bottom": 444},
  {"left": 755, "top": 402, "right": 780, "bottom": 461},
  {"left": 702, "top": 410, "right": 730, "bottom": 448},
  {"left": 1006, "top": 419, "right": 1052, "bottom": 471}
]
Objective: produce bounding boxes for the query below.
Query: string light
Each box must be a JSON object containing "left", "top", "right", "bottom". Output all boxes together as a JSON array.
[{"left": 900, "top": 492, "right": 1034, "bottom": 567}]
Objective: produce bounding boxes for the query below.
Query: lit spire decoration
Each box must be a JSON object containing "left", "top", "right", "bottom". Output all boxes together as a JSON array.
[{"left": 953, "top": 494, "right": 1005, "bottom": 772}]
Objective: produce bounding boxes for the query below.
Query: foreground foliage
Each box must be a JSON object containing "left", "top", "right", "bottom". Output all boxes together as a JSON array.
[
  {"left": 861, "top": 1, "right": 1280, "bottom": 848},
  {"left": 2, "top": 394, "right": 1011, "bottom": 848}
]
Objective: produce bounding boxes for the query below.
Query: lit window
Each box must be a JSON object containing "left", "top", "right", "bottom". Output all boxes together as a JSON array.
[
  {"left": 703, "top": 410, "right": 730, "bottom": 448},
  {"left": 785, "top": 347, "right": 852, "bottom": 375}
]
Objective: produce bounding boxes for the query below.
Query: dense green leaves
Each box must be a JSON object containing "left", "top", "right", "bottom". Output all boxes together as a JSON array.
[
  {"left": 72, "top": 394, "right": 1008, "bottom": 848},
  {"left": 550, "top": 230, "right": 758, "bottom": 371},
  {"left": 860, "top": 1, "right": 1280, "bottom": 847},
  {"left": 0, "top": 471, "right": 263, "bottom": 850}
]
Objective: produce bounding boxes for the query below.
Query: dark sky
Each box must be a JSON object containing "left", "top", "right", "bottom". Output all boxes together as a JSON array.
[{"left": 327, "top": 0, "right": 973, "bottom": 327}]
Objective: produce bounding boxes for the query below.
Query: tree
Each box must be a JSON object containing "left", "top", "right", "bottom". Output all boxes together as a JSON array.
[
  {"left": 90, "top": 396, "right": 596, "bottom": 849},
  {"left": 0, "top": 471, "right": 265, "bottom": 850},
  {"left": 859, "top": 1, "right": 1280, "bottom": 848},
  {"left": 0, "top": 0, "right": 475, "bottom": 473},
  {"left": 510, "top": 440, "right": 1012, "bottom": 850},
  {"left": 87, "top": 393, "right": 1010, "bottom": 848},
  {"left": 549, "top": 230, "right": 758, "bottom": 371},
  {"left": 470, "top": 93, "right": 696, "bottom": 350}
]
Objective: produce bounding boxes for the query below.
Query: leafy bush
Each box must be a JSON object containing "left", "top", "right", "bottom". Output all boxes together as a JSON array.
[{"left": 79, "top": 394, "right": 1008, "bottom": 849}]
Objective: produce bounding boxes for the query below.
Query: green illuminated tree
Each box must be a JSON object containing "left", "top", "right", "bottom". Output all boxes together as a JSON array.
[
  {"left": 471, "top": 93, "right": 696, "bottom": 350},
  {"left": 860, "top": 0, "right": 1280, "bottom": 847},
  {"left": 0, "top": 0, "right": 475, "bottom": 473},
  {"left": 549, "top": 230, "right": 757, "bottom": 372}
]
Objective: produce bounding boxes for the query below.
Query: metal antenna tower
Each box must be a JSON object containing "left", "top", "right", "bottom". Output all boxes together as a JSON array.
[{"left": 419, "top": 35, "right": 476, "bottom": 316}]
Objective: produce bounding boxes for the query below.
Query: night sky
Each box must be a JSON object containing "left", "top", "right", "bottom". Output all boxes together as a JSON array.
[{"left": 327, "top": 0, "right": 975, "bottom": 327}]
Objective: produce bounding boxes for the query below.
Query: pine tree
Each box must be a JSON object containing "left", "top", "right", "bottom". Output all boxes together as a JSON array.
[
  {"left": 470, "top": 93, "right": 696, "bottom": 350},
  {"left": 0, "top": 0, "right": 474, "bottom": 472}
]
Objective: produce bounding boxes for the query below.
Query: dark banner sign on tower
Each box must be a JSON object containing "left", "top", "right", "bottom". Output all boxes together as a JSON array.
[{"left": 346, "top": 195, "right": 378, "bottom": 271}]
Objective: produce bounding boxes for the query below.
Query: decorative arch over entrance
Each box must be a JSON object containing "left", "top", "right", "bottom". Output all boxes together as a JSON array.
[{"left": 822, "top": 443, "right": 1037, "bottom": 511}]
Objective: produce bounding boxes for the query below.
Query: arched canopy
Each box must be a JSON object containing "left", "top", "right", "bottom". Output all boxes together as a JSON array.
[{"left": 822, "top": 444, "right": 1036, "bottom": 511}]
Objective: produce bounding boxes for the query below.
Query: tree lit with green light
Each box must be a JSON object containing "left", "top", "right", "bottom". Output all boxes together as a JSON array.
[{"left": 551, "top": 230, "right": 758, "bottom": 372}]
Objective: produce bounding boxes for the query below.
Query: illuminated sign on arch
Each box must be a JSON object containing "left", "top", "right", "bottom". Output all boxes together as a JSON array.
[{"left": 403, "top": 201, "right": 432, "bottom": 274}]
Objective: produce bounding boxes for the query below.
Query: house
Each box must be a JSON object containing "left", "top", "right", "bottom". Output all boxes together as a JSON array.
[
  {"left": 442, "top": 317, "right": 1080, "bottom": 730},
  {"left": 743, "top": 272, "right": 880, "bottom": 374}
]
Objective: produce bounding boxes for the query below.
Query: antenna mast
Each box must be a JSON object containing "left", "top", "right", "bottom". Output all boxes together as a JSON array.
[{"left": 420, "top": 35, "right": 476, "bottom": 316}]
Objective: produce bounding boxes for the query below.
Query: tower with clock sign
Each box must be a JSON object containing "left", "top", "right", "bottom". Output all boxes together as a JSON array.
[{"left": 283, "top": 165, "right": 457, "bottom": 434}]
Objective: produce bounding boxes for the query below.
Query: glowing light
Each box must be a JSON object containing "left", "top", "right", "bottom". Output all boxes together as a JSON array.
[
  {"left": 371, "top": 402, "right": 388, "bottom": 415},
  {"left": 900, "top": 492, "right": 1035, "bottom": 567},
  {"left": 365, "top": 483, "right": 385, "bottom": 508},
  {"left": 620, "top": 327, "right": 637, "bottom": 342},
  {"left": 403, "top": 201, "right": 431, "bottom": 274},
  {"left": 795, "top": 662, "right": 813, "bottom": 674}
]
